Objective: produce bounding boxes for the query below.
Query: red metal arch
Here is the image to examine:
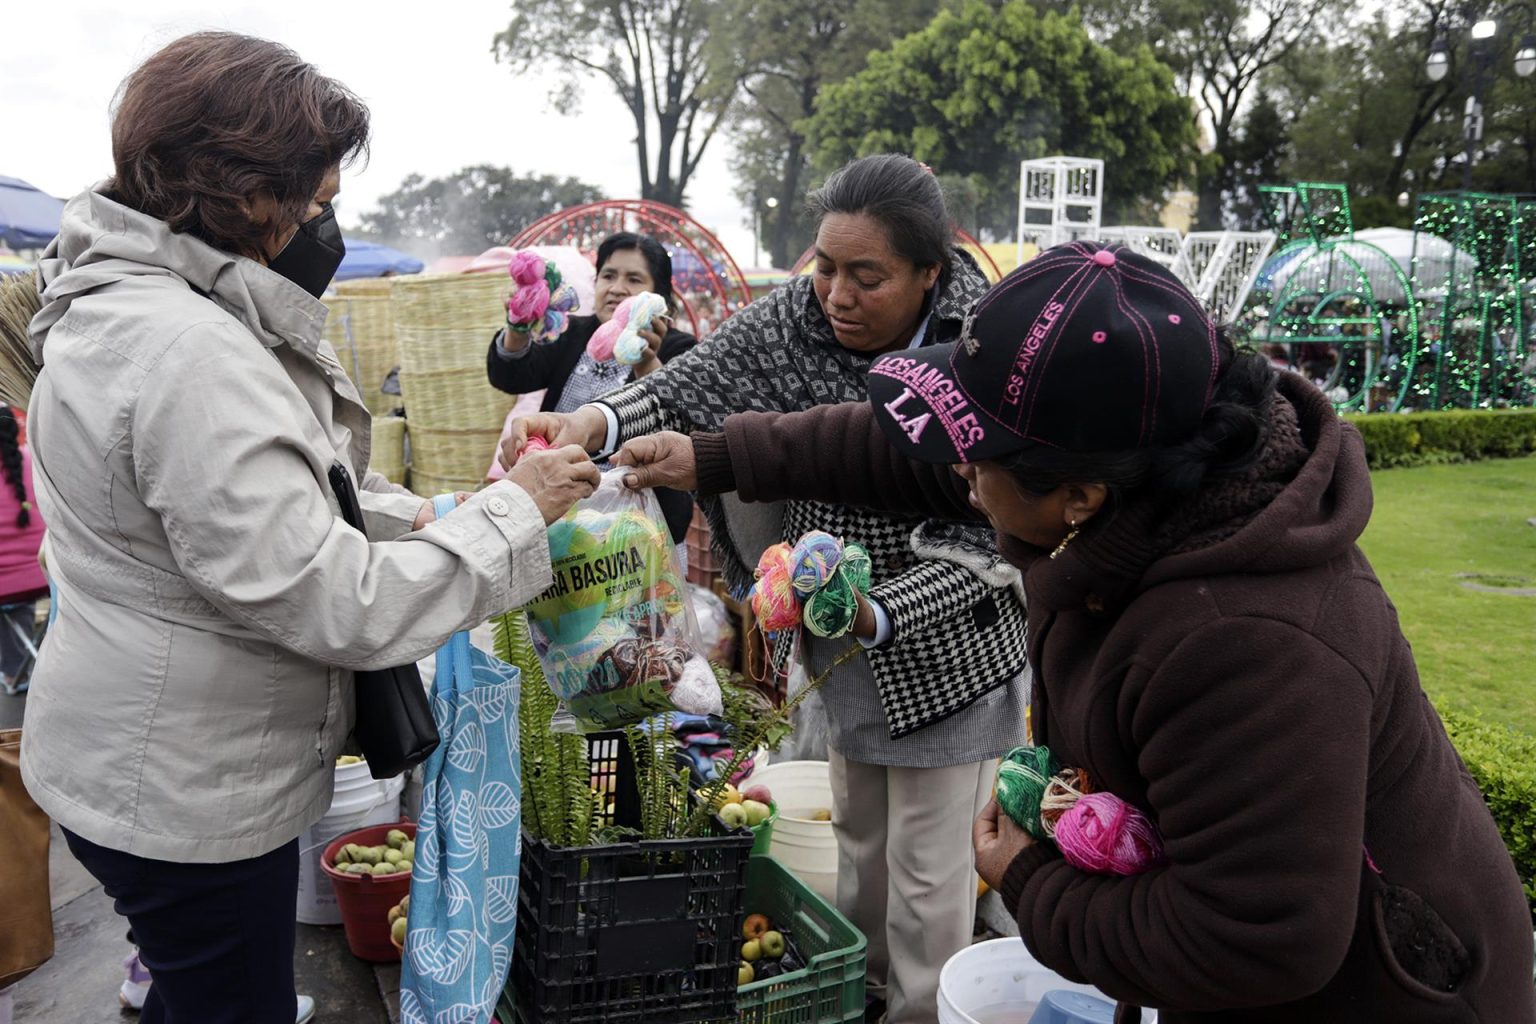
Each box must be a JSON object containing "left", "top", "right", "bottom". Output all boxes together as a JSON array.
[
  {"left": 789, "top": 227, "right": 1004, "bottom": 282},
  {"left": 510, "top": 200, "right": 752, "bottom": 339}
]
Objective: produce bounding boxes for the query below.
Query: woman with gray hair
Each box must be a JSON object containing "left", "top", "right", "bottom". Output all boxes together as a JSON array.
[{"left": 504, "top": 154, "right": 1031, "bottom": 1024}]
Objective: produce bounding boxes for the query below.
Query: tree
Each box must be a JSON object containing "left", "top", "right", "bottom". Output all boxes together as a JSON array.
[
  {"left": 359, "top": 165, "right": 604, "bottom": 255},
  {"left": 493, "top": 0, "right": 737, "bottom": 207},
  {"left": 1057, "top": 0, "right": 1343, "bottom": 228},
  {"left": 1278, "top": 1, "right": 1536, "bottom": 214},
  {"left": 806, "top": 1, "right": 1199, "bottom": 237},
  {"left": 1226, "top": 88, "right": 1290, "bottom": 229},
  {"left": 718, "top": 0, "right": 939, "bottom": 267}
]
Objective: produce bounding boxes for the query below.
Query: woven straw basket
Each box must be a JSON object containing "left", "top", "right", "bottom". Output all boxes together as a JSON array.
[
  {"left": 390, "top": 272, "right": 508, "bottom": 330},
  {"left": 369, "top": 415, "right": 408, "bottom": 486},
  {"left": 396, "top": 326, "right": 498, "bottom": 376},
  {"left": 390, "top": 274, "right": 518, "bottom": 487},
  {"left": 322, "top": 294, "right": 400, "bottom": 416},
  {"left": 409, "top": 426, "right": 501, "bottom": 482}
]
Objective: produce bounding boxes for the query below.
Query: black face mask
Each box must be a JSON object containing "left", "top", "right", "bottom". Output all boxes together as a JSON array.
[{"left": 267, "top": 203, "right": 345, "bottom": 299}]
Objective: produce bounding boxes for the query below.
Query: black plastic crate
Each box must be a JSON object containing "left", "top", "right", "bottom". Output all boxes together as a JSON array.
[{"left": 510, "top": 732, "right": 754, "bottom": 1023}]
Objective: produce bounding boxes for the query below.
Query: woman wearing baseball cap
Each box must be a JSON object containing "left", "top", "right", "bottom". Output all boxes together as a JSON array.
[{"left": 613, "top": 242, "right": 1535, "bottom": 1023}]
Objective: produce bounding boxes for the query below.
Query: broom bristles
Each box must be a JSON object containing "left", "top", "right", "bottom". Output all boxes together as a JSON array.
[{"left": 0, "top": 271, "right": 42, "bottom": 408}]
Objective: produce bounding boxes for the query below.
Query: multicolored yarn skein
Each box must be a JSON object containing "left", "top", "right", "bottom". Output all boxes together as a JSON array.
[
  {"left": 506, "top": 250, "right": 580, "bottom": 343},
  {"left": 747, "top": 532, "right": 872, "bottom": 639},
  {"left": 587, "top": 292, "right": 670, "bottom": 365},
  {"left": 749, "top": 543, "right": 800, "bottom": 632},
  {"left": 995, "top": 745, "right": 1164, "bottom": 875}
]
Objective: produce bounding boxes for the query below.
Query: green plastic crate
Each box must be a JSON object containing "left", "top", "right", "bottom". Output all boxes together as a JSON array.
[{"left": 736, "top": 856, "right": 866, "bottom": 1024}]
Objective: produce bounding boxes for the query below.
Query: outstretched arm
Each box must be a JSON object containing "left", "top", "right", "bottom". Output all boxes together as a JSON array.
[{"left": 615, "top": 400, "right": 979, "bottom": 523}]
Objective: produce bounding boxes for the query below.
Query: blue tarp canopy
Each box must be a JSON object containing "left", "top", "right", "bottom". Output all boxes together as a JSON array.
[
  {"left": 0, "top": 177, "right": 66, "bottom": 250},
  {"left": 336, "top": 239, "right": 424, "bottom": 281}
]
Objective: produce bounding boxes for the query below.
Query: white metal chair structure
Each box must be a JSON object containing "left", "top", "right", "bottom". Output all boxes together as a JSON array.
[{"left": 1016, "top": 157, "right": 1104, "bottom": 265}]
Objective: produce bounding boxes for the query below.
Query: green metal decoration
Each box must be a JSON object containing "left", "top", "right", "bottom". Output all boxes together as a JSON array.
[
  {"left": 1245, "top": 184, "right": 1418, "bottom": 412},
  {"left": 1405, "top": 192, "right": 1534, "bottom": 410}
]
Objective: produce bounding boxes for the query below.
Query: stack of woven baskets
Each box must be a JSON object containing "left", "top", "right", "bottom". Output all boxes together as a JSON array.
[
  {"left": 390, "top": 273, "right": 518, "bottom": 497},
  {"left": 323, "top": 279, "right": 407, "bottom": 486}
]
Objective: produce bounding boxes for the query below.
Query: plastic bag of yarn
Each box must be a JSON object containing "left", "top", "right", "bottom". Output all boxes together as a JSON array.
[{"left": 522, "top": 471, "right": 718, "bottom": 733}]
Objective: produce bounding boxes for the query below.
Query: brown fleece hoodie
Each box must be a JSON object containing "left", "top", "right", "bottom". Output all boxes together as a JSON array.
[{"left": 690, "top": 375, "right": 1535, "bottom": 1024}]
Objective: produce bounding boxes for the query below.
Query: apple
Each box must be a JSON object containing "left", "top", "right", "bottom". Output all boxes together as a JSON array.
[
  {"left": 741, "top": 938, "right": 762, "bottom": 962},
  {"left": 719, "top": 802, "right": 749, "bottom": 829},
  {"left": 386, "top": 829, "right": 409, "bottom": 850},
  {"left": 759, "top": 930, "right": 786, "bottom": 959},
  {"left": 742, "top": 784, "right": 773, "bottom": 806},
  {"left": 742, "top": 800, "right": 772, "bottom": 827},
  {"left": 810, "top": 808, "right": 832, "bottom": 822},
  {"left": 737, "top": 962, "right": 755, "bottom": 986},
  {"left": 707, "top": 783, "right": 743, "bottom": 811},
  {"left": 391, "top": 916, "right": 407, "bottom": 946},
  {"left": 742, "top": 913, "right": 771, "bottom": 940}
]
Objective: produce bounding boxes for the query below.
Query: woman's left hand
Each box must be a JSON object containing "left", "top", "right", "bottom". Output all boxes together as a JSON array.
[
  {"left": 631, "top": 316, "right": 670, "bottom": 378},
  {"left": 411, "top": 491, "right": 473, "bottom": 531},
  {"left": 973, "top": 795, "right": 1035, "bottom": 891}
]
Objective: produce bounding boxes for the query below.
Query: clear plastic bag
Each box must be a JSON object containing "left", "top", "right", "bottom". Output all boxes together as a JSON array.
[{"left": 523, "top": 474, "right": 721, "bottom": 733}]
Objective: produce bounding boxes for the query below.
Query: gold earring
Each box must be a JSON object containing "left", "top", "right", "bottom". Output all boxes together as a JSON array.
[{"left": 1049, "top": 518, "right": 1079, "bottom": 560}]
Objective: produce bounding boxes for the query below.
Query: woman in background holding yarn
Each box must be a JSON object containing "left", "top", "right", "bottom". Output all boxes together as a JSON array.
[
  {"left": 487, "top": 232, "right": 696, "bottom": 542},
  {"left": 0, "top": 406, "right": 45, "bottom": 695},
  {"left": 612, "top": 241, "right": 1536, "bottom": 1023}
]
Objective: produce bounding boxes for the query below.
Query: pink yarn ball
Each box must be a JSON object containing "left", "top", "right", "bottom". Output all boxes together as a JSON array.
[
  {"left": 508, "top": 251, "right": 547, "bottom": 287},
  {"left": 1053, "top": 792, "right": 1164, "bottom": 876},
  {"left": 507, "top": 280, "right": 550, "bottom": 325}
]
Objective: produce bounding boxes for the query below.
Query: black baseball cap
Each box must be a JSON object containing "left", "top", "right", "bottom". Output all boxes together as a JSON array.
[{"left": 866, "top": 241, "right": 1219, "bottom": 464}]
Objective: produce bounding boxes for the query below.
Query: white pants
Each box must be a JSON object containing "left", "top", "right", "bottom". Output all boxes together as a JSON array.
[{"left": 828, "top": 749, "right": 995, "bottom": 1024}]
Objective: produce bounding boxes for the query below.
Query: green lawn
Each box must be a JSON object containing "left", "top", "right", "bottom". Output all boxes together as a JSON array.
[{"left": 1359, "top": 457, "right": 1536, "bottom": 735}]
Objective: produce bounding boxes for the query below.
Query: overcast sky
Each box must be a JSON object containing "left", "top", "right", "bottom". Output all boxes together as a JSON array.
[{"left": 5, "top": 1, "right": 758, "bottom": 265}]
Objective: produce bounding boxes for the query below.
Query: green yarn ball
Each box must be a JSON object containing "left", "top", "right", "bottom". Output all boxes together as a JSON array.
[
  {"left": 841, "top": 543, "right": 873, "bottom": 594},
  {"left": 996, "top": 745, "right": 1058, "bottom": 840},
  {"left": 803, "top": 567, "right": 860, "bottom": 638}
]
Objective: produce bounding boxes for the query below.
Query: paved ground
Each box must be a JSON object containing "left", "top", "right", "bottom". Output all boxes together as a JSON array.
[{"left": 4, "top": 691, "right": 401, "bottom": 1024}]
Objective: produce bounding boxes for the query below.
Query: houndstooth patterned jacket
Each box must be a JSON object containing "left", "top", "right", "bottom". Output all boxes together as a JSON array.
[{"left": 597, "top": 251, "right": 1029, "bottom": 739}]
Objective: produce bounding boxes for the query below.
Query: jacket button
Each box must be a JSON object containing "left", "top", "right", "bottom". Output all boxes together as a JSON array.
[{"left": 487, "top": 497, "right": 510, "bottom": 516}]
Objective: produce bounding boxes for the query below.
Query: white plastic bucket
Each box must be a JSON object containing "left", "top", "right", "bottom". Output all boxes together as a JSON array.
[
  {"left": 937, "top": 938, "right": 1157, "bottom": 1024},
  {"left": 295, "top": 762, "right": 405, "bottom": 925},
  {"left": 744, "top": 760, "right": 837, "bottom": 904}
]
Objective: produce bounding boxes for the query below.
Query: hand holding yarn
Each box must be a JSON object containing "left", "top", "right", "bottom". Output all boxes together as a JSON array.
[
  {"left": 587, "top": 292, "right": 670, "bottom": 365},
  {"left": 994, "top": 745, "right": 1164, "bottom": 876},
  {"left": 747, "top": 531, "right": 872, "bottom": 639},
  {"left": 506, "top": 250, "right": 581, "bottom": 343}
]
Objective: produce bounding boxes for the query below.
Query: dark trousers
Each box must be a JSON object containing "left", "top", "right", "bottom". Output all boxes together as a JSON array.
[{"left": 62, "top": 828, "right": 300, "bottom": 1024}]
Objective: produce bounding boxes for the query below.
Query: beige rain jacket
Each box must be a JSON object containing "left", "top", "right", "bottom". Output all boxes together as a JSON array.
[{"left": 21, "top": 189, "right": 551, "bottom": 862}]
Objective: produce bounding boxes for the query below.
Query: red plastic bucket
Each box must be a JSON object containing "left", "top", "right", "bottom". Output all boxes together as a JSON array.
[{"left": 320, "top": 821, "right": 415, "bottom": 962}]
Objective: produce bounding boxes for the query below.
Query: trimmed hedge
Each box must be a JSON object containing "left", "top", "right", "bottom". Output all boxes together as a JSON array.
[
  {"left": 1344, "top": 408, "right": 1536, "bottom": 469},
  {"left": 1437, "top": 703, "right": 1536, "bottom": 919}
]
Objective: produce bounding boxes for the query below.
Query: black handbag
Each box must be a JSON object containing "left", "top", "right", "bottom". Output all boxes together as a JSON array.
[{"left": 327, "top": 462, "right": 439, "bottom": 780}]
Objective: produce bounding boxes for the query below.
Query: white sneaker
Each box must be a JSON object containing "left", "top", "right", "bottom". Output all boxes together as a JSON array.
[
  {"left": 118, "top": 950, "right": 151, "bottom": 1010},
  {"left": 296, "top": 994, "right": 316, "bottom": 1024}
]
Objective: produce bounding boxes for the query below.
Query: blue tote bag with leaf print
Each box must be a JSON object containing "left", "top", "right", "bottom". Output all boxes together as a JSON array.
[{"left": 400, "top": 494, "right": 523, "bottom": 1024}]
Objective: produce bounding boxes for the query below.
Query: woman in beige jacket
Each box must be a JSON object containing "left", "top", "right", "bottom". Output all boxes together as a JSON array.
[{"left": 21, "top": 32, "right": 597, "bottom": 1024}]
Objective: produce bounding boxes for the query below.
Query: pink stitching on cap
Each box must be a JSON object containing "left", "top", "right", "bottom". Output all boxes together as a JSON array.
[
  {"left": 1091, "top": 249, "right": 1117, "bottom": 267},
  {"left": 1092, "top": 330, "right": 1107, "bottom": 343}
]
